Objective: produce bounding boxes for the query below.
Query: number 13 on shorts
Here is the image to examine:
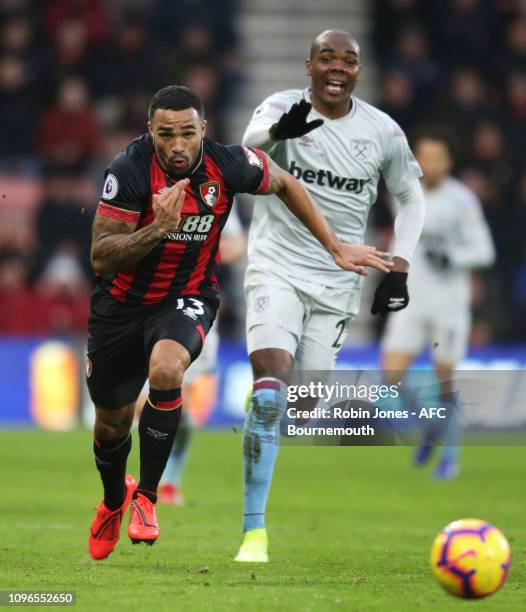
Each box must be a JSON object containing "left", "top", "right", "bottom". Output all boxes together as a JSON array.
[{"left": 173, "top": 298, "right": 206, "bottom": 322}]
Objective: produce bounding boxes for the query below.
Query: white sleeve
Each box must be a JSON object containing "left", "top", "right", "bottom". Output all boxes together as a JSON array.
[
  {"left": 242, "top": 123, "right": 276, "bottom": 153},
  {"left": 241, "top": 92, "right": 292, "bottom": 152},
  {"left": 222, "top": 201, "right": 243, "bottom": 237},
  {"left": 382, "top": 120, "right": 423, "bottom": 195},
  {"left": 392, "top": 178, "right": 426, "bottom": 264},
  {"left": 450, "top": 192, "right": 495, "bottom": 269}
]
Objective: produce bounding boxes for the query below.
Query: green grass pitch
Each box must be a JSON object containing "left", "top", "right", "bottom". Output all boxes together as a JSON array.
[{"left": 0, "top": 429, "right": 524, "bottom": 611}]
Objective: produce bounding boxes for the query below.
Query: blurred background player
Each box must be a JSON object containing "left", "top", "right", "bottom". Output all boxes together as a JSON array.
[
  {"left": 236, "top": 29, "right": 425, "bottom": 562},
  {"left": 381, "top": 133, "right": 495, "bottom": 480},
  {"left": 158, "top": 206, "right": 246, "bottom": 505}
]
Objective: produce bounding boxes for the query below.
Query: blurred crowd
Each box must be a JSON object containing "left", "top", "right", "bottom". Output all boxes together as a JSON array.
[
  {"left": 1, "top": 0, "right": 525, "bottom": 345},
  {"left": 373, "top": 0, "right": 526, "bottom": 343},
  {"left": 0, "top": 0, "right": 242, "bottom": 336}
]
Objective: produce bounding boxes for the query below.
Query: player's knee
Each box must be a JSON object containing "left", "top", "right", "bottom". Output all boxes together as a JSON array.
[
  {"left": 95, "top": 422, "right": 127, "bottom": 441},
  {"left": 149, "top": 358, "right": 186, "bottom": 389},
  {"left": 94, "top": 406, "right": 133, "bottom": 440},
  {"left": 250, "top": 348, "right": 293, "bottom": 383}
]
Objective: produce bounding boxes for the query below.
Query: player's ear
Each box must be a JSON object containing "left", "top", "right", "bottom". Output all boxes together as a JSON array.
[
  {"left": 147, "top": 120, "right": 153, "bottom": 137},
  {"left": 201, "top": 119, "right": 207, "bottom": 137},
  {"left": 305, "top": 58, "right": 312, "bottom": 77}
]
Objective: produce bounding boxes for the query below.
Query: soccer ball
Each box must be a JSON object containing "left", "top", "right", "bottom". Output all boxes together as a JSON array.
[{"left": 430, "top": 518, "right": 511, "bottom": 598}]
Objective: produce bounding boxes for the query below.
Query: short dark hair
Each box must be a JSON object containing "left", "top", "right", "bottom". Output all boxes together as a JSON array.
[
  {"left": 411, "top": 126, "right": 458, "bottom": 159},
  {"left": 309, "top": 29, "right": 359, "bottom": 59},
  {"left": 148, "top": 85, "right": 204, "bottom": 121}
]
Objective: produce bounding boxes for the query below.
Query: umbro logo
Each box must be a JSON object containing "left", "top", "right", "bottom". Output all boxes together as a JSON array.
[
  {"left": 146, "top": 427, "right": 168, "bottom": 439},
  {"left": 298, "top": 134, "right": 315, "bottom": 147},
  {"left": 388, "top": 298, "right": 406, "bottom": 309}
]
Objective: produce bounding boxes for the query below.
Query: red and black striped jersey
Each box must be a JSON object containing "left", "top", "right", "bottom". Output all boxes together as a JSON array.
[{"left": 94, "top": 134, "right": 269, "bottom": 305}]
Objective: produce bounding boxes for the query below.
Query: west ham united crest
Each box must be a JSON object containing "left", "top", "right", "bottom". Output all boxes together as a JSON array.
[
  {"left": 351, "top": 139, "right": 372, "bottom": 160},
  {"left": 199, "top": 181, "right": 221, "bottom": 208},
  {"left": 255, "top": 295, "right": 269, "bottom": 312}
]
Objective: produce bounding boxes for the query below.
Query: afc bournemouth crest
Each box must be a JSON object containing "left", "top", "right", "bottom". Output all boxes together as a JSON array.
[{"left": 199, "top": 181, "right": 221, "bottom": 208}]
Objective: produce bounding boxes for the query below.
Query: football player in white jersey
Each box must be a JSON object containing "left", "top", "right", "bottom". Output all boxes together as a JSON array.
[
  {"left": 158, "top": 207, "right": 246, "bottom": 505},
  {"left": 381, "top": 134, "right": 495, "bottom": 480},
  {"left": 235, "top": 30, "right": 426, "bottom": 562}
]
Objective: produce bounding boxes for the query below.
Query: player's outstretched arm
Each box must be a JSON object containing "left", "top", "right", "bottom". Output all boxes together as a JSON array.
[
  {"left": 261, "top": 154, "right": 392, "bottom": 276},
  {"left": 91, "top": 179, "right": 189, "bottom": 275},
  {"left": 269, "top": 100, "right": 324, "bottom": 141},
  {"left": 243, "top": 99, "right": 323, "bottom": 151}
]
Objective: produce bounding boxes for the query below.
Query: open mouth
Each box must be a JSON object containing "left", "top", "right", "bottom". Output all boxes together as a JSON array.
[
  {"left": 326, "top": 80, "right": 346, "bottom": 95},
  {"left": 172, "top": 158, "right": 188, "bottom": 169}
]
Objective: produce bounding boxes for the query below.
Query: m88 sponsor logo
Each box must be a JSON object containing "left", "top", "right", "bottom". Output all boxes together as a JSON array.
[{"left": 165, "top": 214, "right": 214, "bottom": 242}]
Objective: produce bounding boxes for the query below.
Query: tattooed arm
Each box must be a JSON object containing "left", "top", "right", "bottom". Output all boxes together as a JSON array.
[
  {"left": 90, "top": 178, "right": 189, "bottom": 275},
  {"left": 260, "top": 154, "right": 392, "bottom": 275},
  {"left": 91, "top": 217, "right": 163, "bottom": 275}
]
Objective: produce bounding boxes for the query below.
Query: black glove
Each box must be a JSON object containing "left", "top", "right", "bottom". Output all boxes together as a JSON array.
[
  {"left": 370, "top": 272, "right": 409, "bottom": 316},
  {"left": 425, "top": 249, "right": 450, "bottom": 270},
  {"left": 270, "top": 99, "right": 324, "bottom": 140}
]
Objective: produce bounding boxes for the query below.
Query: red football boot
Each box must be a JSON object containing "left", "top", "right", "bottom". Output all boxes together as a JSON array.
[
  {"left": 88, "top": 475, "right": 137, "bottom": 560},
  {"left": 128, "top": 493, "right": 160, "bottom": 545},
  {"left": 158, "top": 482, "right": 185, "bottom": 506}
]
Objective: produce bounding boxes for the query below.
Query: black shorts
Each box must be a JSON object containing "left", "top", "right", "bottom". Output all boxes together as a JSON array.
[{"left": 86, "top": 288, "right": 218, "bottom": 410}]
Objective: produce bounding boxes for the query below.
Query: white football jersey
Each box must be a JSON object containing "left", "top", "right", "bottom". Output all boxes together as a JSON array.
[
  {"left": 401, "top": 177, "right": 495, "bottom": 311},
  {"left": 243, "top": 88, "right": 422, "bottom": 290}
]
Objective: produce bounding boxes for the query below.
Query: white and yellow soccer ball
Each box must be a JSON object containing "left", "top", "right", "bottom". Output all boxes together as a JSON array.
[{"left": 430, "top": 518, "right": 511, "bottom": 599}]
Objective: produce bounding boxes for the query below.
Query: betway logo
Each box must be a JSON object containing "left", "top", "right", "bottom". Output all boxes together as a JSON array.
[{"left": 290, "top": 160, "right": 371, "bottom": 193}]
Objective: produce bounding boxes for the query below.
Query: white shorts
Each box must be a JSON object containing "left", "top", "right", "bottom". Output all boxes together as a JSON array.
[
  {"left": 381, "top": 300, "right": 471, "bottom": 365},
  {"left": 245, "top": 265, "right": 360, "bottom": 370}
]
